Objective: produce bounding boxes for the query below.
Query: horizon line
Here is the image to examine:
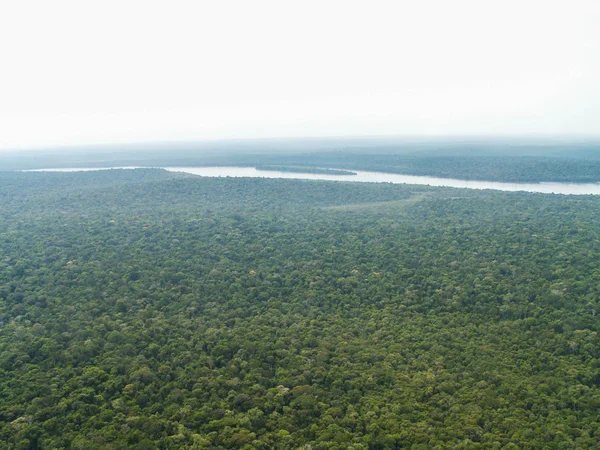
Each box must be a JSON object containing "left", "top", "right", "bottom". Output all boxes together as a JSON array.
[{"left": 2, "top": 132, "right": 600, "bottom": 154}]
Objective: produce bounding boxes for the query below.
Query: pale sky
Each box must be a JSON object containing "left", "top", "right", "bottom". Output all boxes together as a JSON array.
[{"left": 0, "top": 0, "right": 599, "bottom": 150}]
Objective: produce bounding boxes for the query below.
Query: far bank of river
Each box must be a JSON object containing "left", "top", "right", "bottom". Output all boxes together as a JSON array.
[{"left": 24, "top": 166, "right": 600, "bottom": 195}]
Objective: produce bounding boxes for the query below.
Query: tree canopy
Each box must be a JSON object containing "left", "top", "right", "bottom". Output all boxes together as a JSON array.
[{"left": 1, "top": 169, "right": 599, "bottom": 449}]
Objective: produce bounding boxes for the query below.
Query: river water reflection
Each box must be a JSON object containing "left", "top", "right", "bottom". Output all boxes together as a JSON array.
[
  {"left": 25, "top": 166, "right": 600, "bottom": 195},
  {"left": 165, "top": 166, "right": 600, "bottom": 195}
]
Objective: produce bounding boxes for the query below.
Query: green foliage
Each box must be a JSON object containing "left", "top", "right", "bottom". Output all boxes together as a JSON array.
[{"left": 0, "top": 169, "right": 599, "bottom": 448}]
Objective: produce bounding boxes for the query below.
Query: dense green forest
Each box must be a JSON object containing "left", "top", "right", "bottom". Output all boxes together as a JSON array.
[{"left": 1, "top": 169, "right": 600, "bottom": 449}]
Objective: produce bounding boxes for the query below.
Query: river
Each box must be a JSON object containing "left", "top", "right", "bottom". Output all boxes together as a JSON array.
[{"left": 24, "top": 166, "right": 600, "bottom": 195}]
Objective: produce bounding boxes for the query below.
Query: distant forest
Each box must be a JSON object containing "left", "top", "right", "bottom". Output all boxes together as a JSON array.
[
  {"left": 1, "top": 169, "right": 600, "bottom": 449},
  {"left": 2, "top": 137, "right": 600, "bottom": 183}
]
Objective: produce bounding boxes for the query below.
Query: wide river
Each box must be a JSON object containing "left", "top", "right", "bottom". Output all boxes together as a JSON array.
[{"left": 26, "top": 166, "right": 600, "bottom": 195}]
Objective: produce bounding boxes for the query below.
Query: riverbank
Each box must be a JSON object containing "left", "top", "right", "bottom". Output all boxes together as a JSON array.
[{"left": 21, "top": 166, "right": 600, "bottom": 195}]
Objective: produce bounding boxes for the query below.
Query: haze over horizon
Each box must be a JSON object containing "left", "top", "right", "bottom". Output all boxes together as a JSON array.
[{"left": 1, "top": 0, "right": 599, "bottom": 152}]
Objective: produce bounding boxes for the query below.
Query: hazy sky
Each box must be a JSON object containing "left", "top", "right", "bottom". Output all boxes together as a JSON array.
[{"left": 1, "top": 0, "right": 599, "bottom": 150}]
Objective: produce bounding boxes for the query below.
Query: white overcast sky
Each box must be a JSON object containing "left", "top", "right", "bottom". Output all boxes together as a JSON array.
[{"left": 0, "top": 0, "right": 599, "bottom": 150}]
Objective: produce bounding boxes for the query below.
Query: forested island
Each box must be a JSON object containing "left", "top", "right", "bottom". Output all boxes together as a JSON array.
[
  {"left": 300, "top": 154, "right": 600, "bottom": 183},
  {"left": 255, "top": 166, "right": 357, "bottom": 176},
  {"left": 1, "top": 169, "right": 600, "bottom": 449}
]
